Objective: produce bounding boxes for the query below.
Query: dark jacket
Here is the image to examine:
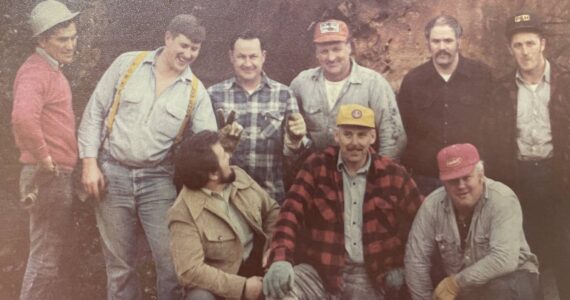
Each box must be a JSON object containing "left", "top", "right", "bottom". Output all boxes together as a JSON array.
[
  {"left": 481, "top": 62, "right": 570, "bottom": 191},
  {"left": 397, "top": 56, "right": 492, "bottom": 178},
  {"left": 268, "top": 146, "right": 423, "bottom": 292}
]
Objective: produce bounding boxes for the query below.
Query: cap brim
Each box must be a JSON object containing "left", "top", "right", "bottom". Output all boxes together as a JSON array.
[
  {"left": 33, "top": 11, "right": 80, "bottom": 37},
  {"left": 313, "top": 35, "right": 348, "bottom": 43},
  {"left": 439, "top": 164, "right": 476, "bottom": 181}
]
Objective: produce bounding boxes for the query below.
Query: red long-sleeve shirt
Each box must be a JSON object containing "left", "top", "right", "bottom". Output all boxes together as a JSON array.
[{"left": 12, "top": 52, "right": 78, "bottom": 169}]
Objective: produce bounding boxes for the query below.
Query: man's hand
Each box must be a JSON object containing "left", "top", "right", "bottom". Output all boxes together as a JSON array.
[
  {"left": 82, "top": 158, "right": 105, "bottom": 201},
  {"left": 285, "top": 112, "right": 306, "bottom": 150},
  {"left": 244, "top": 276, "right": 263, "bottom": 300},
  {"left": 38, "top": 156, "right": 56, "bottom": 172},
  {"left": 263, "top": 261, "right": 294, "bottom": 299},
  {"left": 432, "top": 276, "right": 460, "bottom": 300},
  {"left": 217, "top": 109, "right": 243, "bottom": 153}
]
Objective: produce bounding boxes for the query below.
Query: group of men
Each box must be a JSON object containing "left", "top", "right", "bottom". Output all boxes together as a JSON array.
[{"left": 10, "top": 0, "right": 570, "bottom": 299}]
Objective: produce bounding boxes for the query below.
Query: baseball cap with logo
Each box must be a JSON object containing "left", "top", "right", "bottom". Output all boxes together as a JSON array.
[
  {"left": 505, "top": 12, "right": 543, "bottom": 39},
  {"left": 336, "top": 104, "right": 375, "bottom": 128},
  {"left": 313, "top": 19, "right": 350, "bottom": 43},
  {"left": 437, "top": 143, "right": 480, "bottom": 181}
]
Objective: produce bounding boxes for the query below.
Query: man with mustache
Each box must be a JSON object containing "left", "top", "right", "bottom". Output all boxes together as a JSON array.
[
  {"left": 263, "top": 104, "right": 422, "bottom": 299},
  {"left": 78, "top": 14, "right": 217, "bottom": 299},
  {"left": 168, "top": 130, "right": 280, "bottom": 300},
  {"left": 208, "top": 30, "right": 306, "bottom": 203},
  {"left": 481, "top": 12, "right": 570, "bottom": 299},
  {"left": 286, "top": 19, "right": 406, "bottom": 188},
  {"left": 397, "top": 15, "right": 492, "bottom": 196},
  {"left": 11, "top": 1, "right": 79, "bottom": 298}
]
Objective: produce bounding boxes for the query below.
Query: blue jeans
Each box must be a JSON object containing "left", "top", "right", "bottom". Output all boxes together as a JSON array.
[
  {"left": 19, "top": 165, "right": 74, "bottom": 300},
  {"left": 96, "top": 153, "right": 181, "bottom": 300}
]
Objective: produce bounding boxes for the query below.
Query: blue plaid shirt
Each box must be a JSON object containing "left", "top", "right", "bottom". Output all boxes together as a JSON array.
[{"left": 208, "top": 74, "right": 299, "bottom": 203}]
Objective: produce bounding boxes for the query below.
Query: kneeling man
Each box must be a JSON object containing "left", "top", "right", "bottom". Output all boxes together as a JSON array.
[
  {"left": 169, "top": 130, "right": 280, "bottom": 300},
  {"left": 405, "top": 143, "right": 540, "bottom": 300}
]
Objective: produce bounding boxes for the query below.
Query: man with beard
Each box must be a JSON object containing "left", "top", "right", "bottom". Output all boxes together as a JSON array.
[
  {"left": 481, "top": 12, "right": 570, "bottom": 299},
  {"left": 397, "top": 15, "right": 492, "bottom": 196},
  {"left": 169, "top": 130, "right": 280, "bottom": 300},
  {"left": 208, "top": 30, "right": 306, "bottom": 203},
  {"left": 264, "top": 104, "right": 422, "bottom": 299},
  {"left": 11, "top": 1, "right": 79, "bottom": 298},
  {"left": 78, "top": 15, "right": 218, "bottom": 299}
]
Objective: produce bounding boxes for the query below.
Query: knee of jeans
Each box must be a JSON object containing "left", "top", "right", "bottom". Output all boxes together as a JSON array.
[{"left": 185, "top": 288, "right": 218, "bottom": 300}]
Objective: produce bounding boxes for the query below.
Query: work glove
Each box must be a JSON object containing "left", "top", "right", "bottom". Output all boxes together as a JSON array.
[
  {"left": 385, "top": 267, "right": 405, "bottom": 291},
  {"left": 284, "top": 112, "right": 306, "bottom": 150},
  {"left": 217, "top": 109, "right": 243, "bottom": 153},
  {"left": 263, "top": 261, "right": 294, "bottom": 299},
  {"left": 432, "top": 276, "right": 460, "bottom": 300}
]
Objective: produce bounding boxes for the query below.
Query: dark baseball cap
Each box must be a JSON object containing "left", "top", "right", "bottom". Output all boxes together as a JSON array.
[{"left": 505, "top": 12, "right": 543, "bottom": 38}]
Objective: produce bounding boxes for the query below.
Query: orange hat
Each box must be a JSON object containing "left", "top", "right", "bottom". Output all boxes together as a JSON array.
[{"left": 313, "top": 19, "right": 350, "bottom": 43}]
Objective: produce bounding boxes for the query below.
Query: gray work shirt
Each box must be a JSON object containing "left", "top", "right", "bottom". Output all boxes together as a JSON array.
[
  {"left": 404, "top": 178, "right": 538, "bottom": 299},
  {"left": 516, "top": 60, "right": 553, "bottom": 161},
  {"left": 338, "top": 153, "right": 371, "bottom": 264},
  {"left": 290, "top": 60, "right": 406, "bottom": 159},
  {"left": 78, "top": 48, "right": 217, "bottom": 167}
]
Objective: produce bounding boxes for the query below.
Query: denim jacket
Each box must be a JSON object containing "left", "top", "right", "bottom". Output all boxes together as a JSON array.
[{"left": 404, "top": 178, "right": 538, "bottom": 299}]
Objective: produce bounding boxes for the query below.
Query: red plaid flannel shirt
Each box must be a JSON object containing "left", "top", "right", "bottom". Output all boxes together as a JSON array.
[{"left": 269, "top": 146, "right": 423, "bottom": 292}]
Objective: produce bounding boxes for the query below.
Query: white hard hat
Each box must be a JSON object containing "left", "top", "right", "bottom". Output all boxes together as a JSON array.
[{"left": 29, "top": 0, "right": 80, "bottom": 37}]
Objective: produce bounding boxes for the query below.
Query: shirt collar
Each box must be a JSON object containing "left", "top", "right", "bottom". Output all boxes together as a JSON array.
[
  {"left": 336, "top": 151, "right": 371, "bottom": 175},
  {"left": 201, "top": 184, "right": 231, "bottom": 200},
  {"left": 35, "top": 47, "right": 61, "bottom": 71},
  {"left": 226, "top": 72, "right": 271, "bottom": 91},
  {"left": 515, "top": 59, "right": 550, "bottom": 85},
  {"left": 149, "top": 47, "right": 196, "bottom": 82}
]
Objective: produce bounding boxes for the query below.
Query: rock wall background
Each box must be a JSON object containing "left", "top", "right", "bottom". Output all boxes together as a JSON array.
[{"left": 1, "top": 0, "right": 569, "bottom": 299}]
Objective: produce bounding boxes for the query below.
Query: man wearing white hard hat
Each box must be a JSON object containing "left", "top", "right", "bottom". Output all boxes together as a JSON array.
[{"left": 11, "top": 0, "right": 79, "bottom": 299}]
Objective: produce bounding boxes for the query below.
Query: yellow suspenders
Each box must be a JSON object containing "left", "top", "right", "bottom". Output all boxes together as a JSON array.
[{"left": 105, "top": 51, "right": 200, "bottom": 145}]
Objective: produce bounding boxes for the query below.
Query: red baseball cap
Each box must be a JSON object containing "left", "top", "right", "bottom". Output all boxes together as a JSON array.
[
  {"left": 313, "top": 19, "right": 350, "bottom": 43},
  {"left": 437, "top": 143, "right": 480, "bottom": 181}
]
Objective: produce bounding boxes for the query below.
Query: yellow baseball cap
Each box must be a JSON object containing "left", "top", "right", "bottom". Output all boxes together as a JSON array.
[{"left": 336, "top": 104, "right": 375, "bottom": 128}]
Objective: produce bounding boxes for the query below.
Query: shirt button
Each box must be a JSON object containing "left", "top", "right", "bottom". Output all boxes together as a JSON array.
[
  {"left": 218, "top": 236, "right": 223, "bottom": 241},
  {"left": 444, "top": 121, "right": 448, "bottom": 125},
  {"left": 352, "top": 182, "right": 356, "bottom": 186},
  {"left": 353, "top": 202, "right": 357, "bottom": 205},
  {"left": 353, "top": 242, "right": 357, "bottom": 245},
  {"left": 353, "top": 222, "right": 356, "bottom": 225},
  {"left": 444, "top": 104, "right": 449, "bottom": 108}
]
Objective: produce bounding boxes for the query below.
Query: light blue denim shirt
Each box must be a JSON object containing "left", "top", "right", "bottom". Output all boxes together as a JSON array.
[
  {"left": 338, "top": 153, "right": 371, "bottom": 264},
  {"left": 290, "top": 60, "right": 406, "bottom": 159},
  {"left": 78, "top": 48, "right": 217, "bottom": 167},
  {"left": 404, "top": 178, "right": 538, "bottom": 299}
]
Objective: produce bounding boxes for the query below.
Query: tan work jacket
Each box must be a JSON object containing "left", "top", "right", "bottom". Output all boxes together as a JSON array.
[{"left": 168, "top": 167, "right": 280, "bottom": 299}]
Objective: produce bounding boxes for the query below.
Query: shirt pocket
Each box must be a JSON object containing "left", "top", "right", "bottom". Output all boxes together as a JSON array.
[
  {"left": 116, "top": 89, "right": 145, "bottom": 124},
  {"left": 203, "top": 227, "right": 237, "bottom": 262},
  {"left": 303, "top": 105, "right": 326, "bottom": 132},
  {"left": 435, "top": 233, "right": 462, "bottom": 269},
  {"left": 153, "top": 100, "right": 186, "bottom": 140}
]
